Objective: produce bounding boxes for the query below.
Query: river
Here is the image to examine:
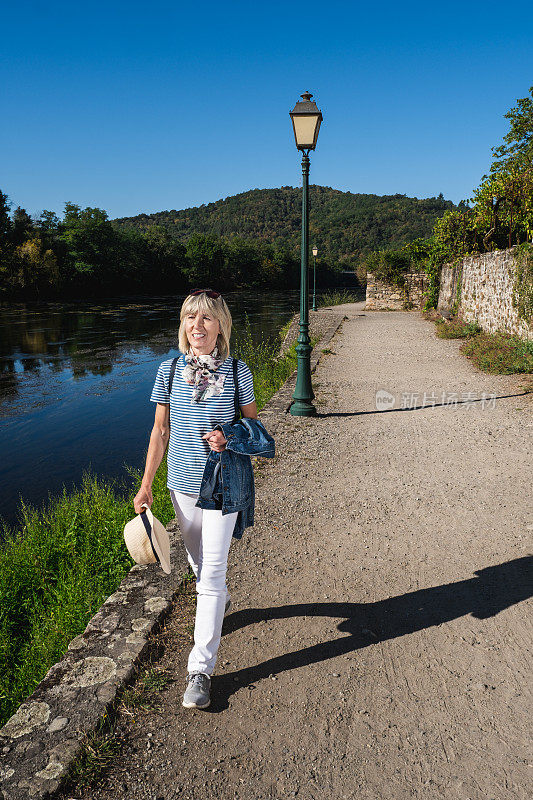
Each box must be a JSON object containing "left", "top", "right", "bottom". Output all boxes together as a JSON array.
[{"left": 0, "top": 291, "right": 300, "bottom": 529}]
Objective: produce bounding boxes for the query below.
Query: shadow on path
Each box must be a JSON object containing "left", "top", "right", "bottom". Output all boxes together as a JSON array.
[
  {"left": 210, "top": 556, "right": 532, "bottom": 711},
  {"left": 315, "top": 392, "right": 530, "bottom": 419}
]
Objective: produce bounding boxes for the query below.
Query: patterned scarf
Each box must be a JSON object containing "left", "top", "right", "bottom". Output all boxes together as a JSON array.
[{"left": 182, "top": 346, "right": 226, "bottom": 403}]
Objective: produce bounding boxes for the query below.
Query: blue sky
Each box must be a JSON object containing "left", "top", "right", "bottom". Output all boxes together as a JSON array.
[{"left": 1, "top": 0, "right": 532, "bottom": 220}]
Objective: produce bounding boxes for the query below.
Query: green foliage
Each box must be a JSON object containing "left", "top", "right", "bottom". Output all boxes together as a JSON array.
[
  {"left": 512, "top": 242, "right": 533, "bottom": 323},
  {"left": 114, "top": 186, "right": 454, "bottom": 267},
  {"left": 491, "top": 86, "right": 533, "bottom": 174},
  {"left": 435, "top": 318, "right": 482, "bottom": 339},
  {"left": 11, "top": 207, "right": 34, "bottom": 247},
  {"left": 11, "top": 237, "right": 59, "bottom": 294},
  {"left": 364, "top": 248, "right": 410, "bottom": 290},
  {"left": 421, "top": 209, "right": 480, "bottom": 309},
  {"left": 232, "top": 316, "right": 298, "bottom": 410},
  {"left": 472, "top": 166, "right": 533, "bottom": 251},
  {"left": 429, "top": 313, "right": 533, "bottom": 373},
  {"left": 460, "top": 331, "right": 533, "bottom": 374},
  {"left": 474, "top": 85, "right": 533, "bottom": 249},
  {"left": 318, "top": 289, "right": 360, "bottom": 306},
  {"left": 0, "top": 185, "right": 452, "bottom": 299},
  {"left": 0, "top": 191, "right": 14, "bottom": 292},
  {"left": 0, "top": 472, "right": 141, "bottom": 723},
  {"left": 362, "top": 237, "right": 432, "bottom": 304},
  {"left": 0, "top": 194, "right": 305, "bottom": 299}
]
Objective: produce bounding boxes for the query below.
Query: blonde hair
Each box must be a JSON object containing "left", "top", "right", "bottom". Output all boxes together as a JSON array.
[{"left": 178, "top": 292, "right": 232, "bottom": 360}]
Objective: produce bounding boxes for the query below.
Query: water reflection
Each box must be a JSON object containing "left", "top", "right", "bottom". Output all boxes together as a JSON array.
[
  {"left": 0, "top": 291, "right": 300, "bottom": 527},
  {"left": 0, "top": 292, "right": 299, "bottom": 412}
]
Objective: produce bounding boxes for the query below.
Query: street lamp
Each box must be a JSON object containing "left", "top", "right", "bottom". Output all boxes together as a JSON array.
[
  {"left": 312, "top": 245, "right": 318, "bottom": 312},
  {"left": 289, "top": 91, "right": 323, "bottom": 417}
]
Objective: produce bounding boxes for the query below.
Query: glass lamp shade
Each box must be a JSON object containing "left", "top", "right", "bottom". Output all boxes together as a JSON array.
[
  {"left": 312, "top": 246, "right": 318, "bottom": 257},
  {"left": 290, "top": 92, "right": 323, "bottom": 151}
]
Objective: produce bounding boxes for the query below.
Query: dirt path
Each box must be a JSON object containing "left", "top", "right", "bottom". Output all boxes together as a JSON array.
[{"left": 79, "top": 305, "right": 532, "bottom": 800}]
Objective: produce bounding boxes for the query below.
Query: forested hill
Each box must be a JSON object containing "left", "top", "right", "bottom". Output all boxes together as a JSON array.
[{"left": 113, "top": 186, "right": 456, "bottom": 265}]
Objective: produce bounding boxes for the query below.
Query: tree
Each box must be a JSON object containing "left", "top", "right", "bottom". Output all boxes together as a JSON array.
[
  {"left": 490, "top": 85, "right": 533, "bottom": 175},
  {"left": 141, "top": 225, "right": 187, "bottom": 289},
  {"left": 185, "top": 234, "right": 225, "bottom": 287},
  {"left": 223, "top": 237, "right": 262, "bottom": 287},
  {"left": 38, "top": 210, "right": 60, "bottom": 236},
  {"left": 11, "top": 206, "right": 34, "bottom": 246},
  {"left": 59, "top": 204, "right": 128, "bottom": 292},
  {"left": 476, "top": 86, "right": 533, "bottom": 247},
  {"left": 0, "top": 191, "right": 14, "bottom": 293},
  {"left": 0, "top": 191, "right": 12, "bottom": 248},
  {"left": 10, "top": 238, "right": 59, "bottom": 294}
]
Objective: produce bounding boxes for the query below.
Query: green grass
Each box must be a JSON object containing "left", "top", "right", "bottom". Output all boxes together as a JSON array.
[
  {"left": 62, "top": 712, "right": 122, "bottom": 792},
  {"left": 62, "top": 661, "right": 174, "bottom": 792},
  {"left": 0, "top": 465, "right": 173, "bottom": 725},
  {"left": 318, "top": 289, "right": 360, "bottom": 307},
  {"left": 435, "top": 318, "right": 482, "bottom": 339},
  {"left": 277, "top": 316, "right": 293, "bottom": 344},
  {"left": 431, "top": 315, "right": 533, "bottom": 375},
  {"left": 232, "top": 319, "right": 298, "bottom": 409},
  {"left": 460, "top": 332, "right": 533, "bottom": 374},
  {"left": 0, "top": 321, "right": 300, "bottom": 727},
  {"left": 118, "top": 666, "right": 172, "bottom": 713}
]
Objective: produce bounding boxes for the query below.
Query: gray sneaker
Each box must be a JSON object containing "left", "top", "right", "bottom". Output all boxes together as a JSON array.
[{"left": 182, "top": 672, "right": 211, "bottom": 709}]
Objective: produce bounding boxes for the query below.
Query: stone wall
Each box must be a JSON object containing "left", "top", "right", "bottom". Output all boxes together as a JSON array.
[
  {"left": 365, "top": 272, "right": 427, "bottom": 310},
  {"left": 438, "top": 247, "right": 532, "bottom": 340}
]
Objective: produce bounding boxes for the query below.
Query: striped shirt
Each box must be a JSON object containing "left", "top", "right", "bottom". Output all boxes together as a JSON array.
[{"left": 150, "top": 355, "right": 255, "bottom": 494}]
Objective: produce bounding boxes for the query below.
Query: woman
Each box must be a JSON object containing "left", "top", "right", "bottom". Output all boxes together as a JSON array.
[{"left": 133, "top": 288, "right": 265, "bottom": 710}]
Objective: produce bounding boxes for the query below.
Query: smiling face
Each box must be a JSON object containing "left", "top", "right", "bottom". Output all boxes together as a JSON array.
[
  {"left": 184, "top": 309, "right": 221, "bottom": 356},
  {"left": 179, "top": 292, "right": 232, "bottom": 359}
]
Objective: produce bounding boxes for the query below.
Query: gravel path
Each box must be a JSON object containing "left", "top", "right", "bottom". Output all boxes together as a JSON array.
[{"left": 70, "top": 305, "right": 532, "bottom": 800}]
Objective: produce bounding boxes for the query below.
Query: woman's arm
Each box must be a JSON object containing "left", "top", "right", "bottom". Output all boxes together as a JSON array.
[
  {"left": 240, "top": 401, "right": 258, "bottom": 419},
  {"left": 133, "top": 402, "right": 170, "bottom": 513}
]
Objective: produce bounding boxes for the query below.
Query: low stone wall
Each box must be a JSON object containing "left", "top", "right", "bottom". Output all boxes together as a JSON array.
[
  {"left": 0, "top": 545, "right": 189, "bottom": 800},
  {"left": 438, "top": 248, "right": 532, "bottom": 340},
  {"left": 279, "top": 309, "right": 347, "bottom": 356},
  {"left": 365, "top": 272, "right": 427, "bottom": 310},
  {"left": 0, "top": 310, "right": 346, "bottom": 800},
  {"left": 405, "top": 273, "right": 427, "bottom": 308}
]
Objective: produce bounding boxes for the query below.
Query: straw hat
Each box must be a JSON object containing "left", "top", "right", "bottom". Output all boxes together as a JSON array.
[{"left": 123, "top": 503, "right": 171, "bottom": 574}]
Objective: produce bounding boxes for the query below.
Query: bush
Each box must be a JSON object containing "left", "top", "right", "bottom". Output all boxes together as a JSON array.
[{"left": 364, "top": 249, "right": 410, "bottom": 290}]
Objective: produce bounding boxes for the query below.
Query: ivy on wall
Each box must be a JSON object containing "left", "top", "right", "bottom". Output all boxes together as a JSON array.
[{"left": 512, "top": 243, "right": 533, "bottom": 323}]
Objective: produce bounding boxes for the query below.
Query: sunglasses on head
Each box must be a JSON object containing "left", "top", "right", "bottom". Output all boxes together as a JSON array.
[{"left": 190, "top": 288, "right": 221, "bottom": 299}]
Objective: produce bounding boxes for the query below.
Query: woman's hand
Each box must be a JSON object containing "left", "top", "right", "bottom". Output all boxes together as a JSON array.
[
  {"left": 133, "top": 485, "right": 153, "bottom": 514},
  {"left": 202, "top": 429, "right": 227, "bottom": 452}
]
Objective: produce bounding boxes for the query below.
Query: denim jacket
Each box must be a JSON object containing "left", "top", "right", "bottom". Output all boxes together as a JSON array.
[{"left": 196, "top": 417, "right": 275, "bottom": 539}]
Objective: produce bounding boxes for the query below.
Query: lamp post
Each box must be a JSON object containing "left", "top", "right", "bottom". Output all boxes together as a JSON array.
[
  {"left": 289, "top": 91, "right": 323, "bottom": 417},
  {"left": 312, "top": 245, "right": 318, "bottom": 311}
]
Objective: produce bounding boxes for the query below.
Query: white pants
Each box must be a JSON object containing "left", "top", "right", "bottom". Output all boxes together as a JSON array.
[{"left": 170, "top": 490, "right": 238, "bottom": 676}]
